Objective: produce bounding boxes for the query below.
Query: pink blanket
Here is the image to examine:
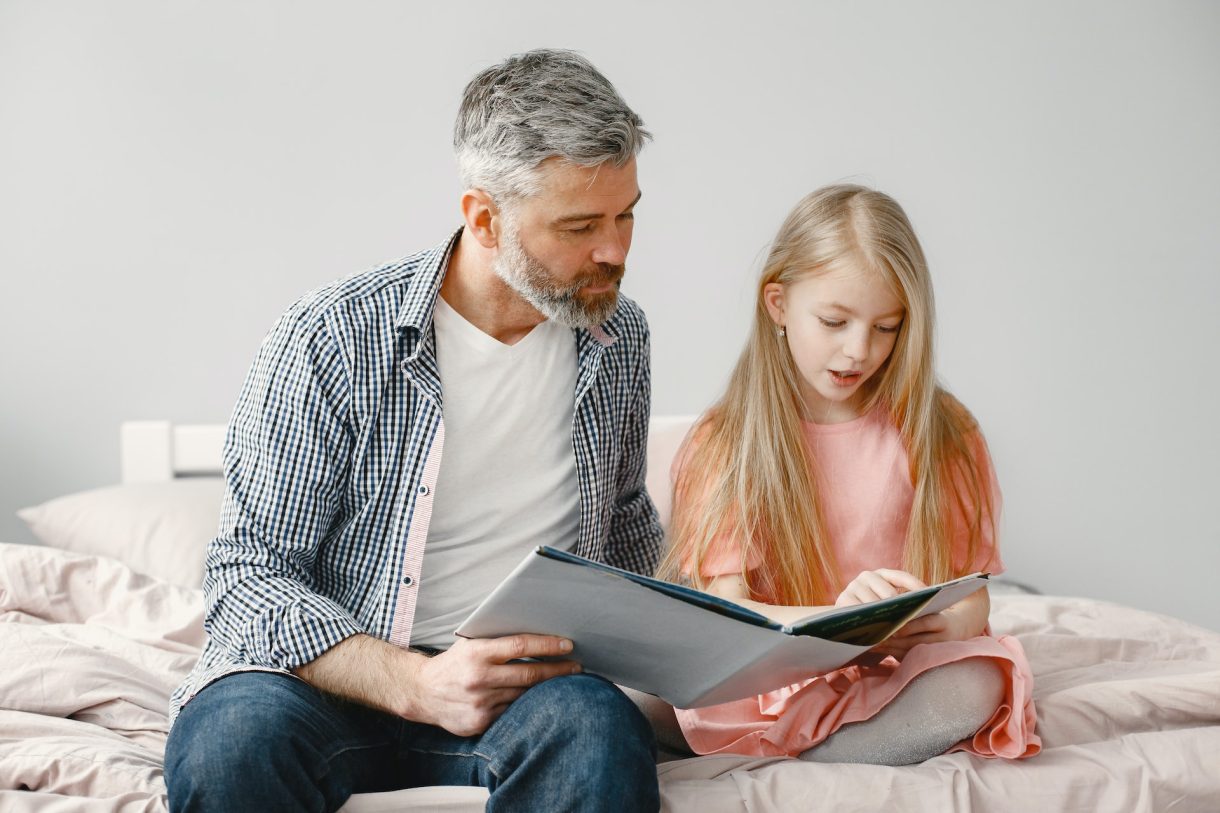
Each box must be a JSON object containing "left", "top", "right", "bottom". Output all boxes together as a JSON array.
[{"left": 3, "top": 543, "right": 1219, "bottom": 812}]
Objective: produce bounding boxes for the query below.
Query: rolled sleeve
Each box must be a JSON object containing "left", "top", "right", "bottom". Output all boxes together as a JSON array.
[{"left": 202, "top": 302, "right": 363, "bottom": 672}]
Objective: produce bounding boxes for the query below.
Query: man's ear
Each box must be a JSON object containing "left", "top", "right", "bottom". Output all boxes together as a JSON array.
[
  {"left": 762, "top": 282, "right": 787, "bottom": 327},
  {"left": 460, "top": 189, "right": 503, "bottom": 249}
]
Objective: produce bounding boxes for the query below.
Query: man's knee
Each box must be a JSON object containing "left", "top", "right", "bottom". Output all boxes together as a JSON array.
[
  {"left": 485, "top": 675, "right": 658, "bottom": 810},
  {"left": 165, "top": 672, "right": 347, "bottom": 811},
  {"left": 507, "top": 668, "right": 653, "bottom": 761}
]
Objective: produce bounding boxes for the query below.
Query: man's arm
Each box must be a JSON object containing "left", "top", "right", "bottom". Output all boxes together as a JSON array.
[{"left": 203, "top": 304, "right": 364, "bottom": 672}]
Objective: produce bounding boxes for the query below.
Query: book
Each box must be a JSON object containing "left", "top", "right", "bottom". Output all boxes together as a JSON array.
[{"left": 455, "top": 546, "right": 989, "bottom": 709}]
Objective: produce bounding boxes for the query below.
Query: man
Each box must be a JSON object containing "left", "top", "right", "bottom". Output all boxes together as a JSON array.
[{"left": 165, "top": 49, "right": 663, "bottom": 812}]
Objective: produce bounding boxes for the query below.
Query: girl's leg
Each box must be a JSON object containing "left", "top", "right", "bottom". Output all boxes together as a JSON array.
[{"left": 798, "top": 657, "right": 1005, "bottom": 766}]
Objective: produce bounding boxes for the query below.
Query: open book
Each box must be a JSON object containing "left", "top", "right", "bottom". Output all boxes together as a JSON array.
[{"left": 455, "top": 546, "right": 988, "bottom": 708}]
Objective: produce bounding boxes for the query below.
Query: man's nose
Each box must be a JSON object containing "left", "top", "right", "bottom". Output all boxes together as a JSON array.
[{"left": 590, "top": 225, "right": 628, "bottom": 266}]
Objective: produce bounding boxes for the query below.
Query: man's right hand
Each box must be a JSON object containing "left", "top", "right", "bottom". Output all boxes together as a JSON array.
[{"left": 402, "top": 634, "right": 582, "bottom": 737}]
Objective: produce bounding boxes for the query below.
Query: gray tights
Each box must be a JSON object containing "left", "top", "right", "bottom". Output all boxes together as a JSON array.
[{"left": 798, "top": 657, "right": 1005, "bottom": 765}]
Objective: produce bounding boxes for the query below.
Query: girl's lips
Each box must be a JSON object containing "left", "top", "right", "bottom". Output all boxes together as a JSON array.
[{"left": 829, "top": 370, "right": 862, "bottom": 387}]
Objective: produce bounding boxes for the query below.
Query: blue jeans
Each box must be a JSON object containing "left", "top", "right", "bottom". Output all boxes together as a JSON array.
[{"left": 164, "top": 671, "right": 659, "bottom": 812}]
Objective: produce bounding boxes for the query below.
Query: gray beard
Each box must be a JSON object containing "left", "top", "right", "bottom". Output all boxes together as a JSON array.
[{"left": 492, "top": 228, "right": 622, "bottom": 329}]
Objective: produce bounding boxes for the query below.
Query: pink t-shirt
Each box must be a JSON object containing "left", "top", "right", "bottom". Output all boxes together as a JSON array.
[{"left": 683, "top": 408, "right": 1003, "bottom": 593}]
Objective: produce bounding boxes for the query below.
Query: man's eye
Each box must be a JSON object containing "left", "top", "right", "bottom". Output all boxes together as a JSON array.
[
  {"left": 617, "top": 212, "right": 635, "bottom": 221},
  {"left": 567, "top": 223, "right": 594, "bottom": 234},
  {"left": 818, "top": 318, "right": 845, "bottom": 329}
]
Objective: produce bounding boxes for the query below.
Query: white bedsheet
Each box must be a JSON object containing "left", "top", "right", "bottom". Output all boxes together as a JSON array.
[{"left": 2, "top": 542, "right": 1219, "bottom": 812}]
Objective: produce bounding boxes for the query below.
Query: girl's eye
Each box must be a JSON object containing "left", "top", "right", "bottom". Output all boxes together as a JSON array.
[
  {"left": 875, "top": 323, "right": 902, "bottom": 334},
  {"left": 818, "top": 318, "right": 845, "bottom": 329}
]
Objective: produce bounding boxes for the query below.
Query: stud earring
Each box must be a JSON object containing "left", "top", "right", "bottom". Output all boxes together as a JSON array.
[{"left": 776, "top": 325, "right": 786, "bottom": 338}]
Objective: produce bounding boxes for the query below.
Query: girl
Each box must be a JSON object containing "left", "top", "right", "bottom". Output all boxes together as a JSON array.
[{"left": 656, "top": 185, "right": 1039, "bottom": 764}]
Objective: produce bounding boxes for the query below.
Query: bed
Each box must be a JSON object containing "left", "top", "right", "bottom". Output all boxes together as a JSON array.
[{"left": 3, "top": 419, "right": 1219, "bottom": 812}]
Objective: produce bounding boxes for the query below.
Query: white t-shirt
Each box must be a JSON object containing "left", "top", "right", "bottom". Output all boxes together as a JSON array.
[{"left": 409, "top": 296, "right": 581, "bottom": 649}]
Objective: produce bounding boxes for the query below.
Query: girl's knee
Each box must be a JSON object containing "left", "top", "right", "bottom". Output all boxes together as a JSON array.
[{"left": 942, "top": 657, "right": 1007, "bottom": 715}]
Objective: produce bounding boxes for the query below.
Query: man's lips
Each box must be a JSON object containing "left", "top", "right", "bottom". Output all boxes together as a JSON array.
[{"left": 580, "top": 274, "right": 622, "bottom": 295}]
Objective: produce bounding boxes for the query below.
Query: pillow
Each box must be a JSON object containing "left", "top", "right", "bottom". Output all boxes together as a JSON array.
[{"left": 17, "top": 479, "right": 226, "bottom": 589}]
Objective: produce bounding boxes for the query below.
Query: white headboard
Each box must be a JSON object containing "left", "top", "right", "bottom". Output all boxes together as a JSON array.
[
  {"left": 120, "top": 421, "right": 226, "bottom": 483},
  {"left": 120, "top": 416, "right": 697, "bottom": 527}
]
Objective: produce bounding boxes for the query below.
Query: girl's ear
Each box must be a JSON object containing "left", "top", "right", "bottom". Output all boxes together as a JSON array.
[{"left": 762, "top": 282, "right": 787, "bottom": 327}]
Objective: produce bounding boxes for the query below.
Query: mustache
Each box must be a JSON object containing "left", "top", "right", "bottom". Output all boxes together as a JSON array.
[{"left": 573, "top": 263, "right": 625, "bottom": 289}]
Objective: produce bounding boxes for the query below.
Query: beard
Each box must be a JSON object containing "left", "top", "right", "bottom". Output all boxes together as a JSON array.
[{"left": 492, "top": 226, "right": 624, "bottom": 329}]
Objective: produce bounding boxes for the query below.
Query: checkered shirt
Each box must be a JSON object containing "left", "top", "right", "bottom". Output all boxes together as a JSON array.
[{"left": 170, "top": 229, "right": 662, "bottom": 720}]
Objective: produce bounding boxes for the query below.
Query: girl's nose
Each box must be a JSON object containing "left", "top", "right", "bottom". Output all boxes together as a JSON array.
[{"left": 844, "top": 330, "right": 870, "bottom": 363}]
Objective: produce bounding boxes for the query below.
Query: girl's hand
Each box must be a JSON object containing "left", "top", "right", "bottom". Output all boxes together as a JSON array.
[
  {"left": 834, "top": 569, "right": 927, "bottom": 607},
  {"left": 870, "top": 588, "right": 991, "bottom": 660}
]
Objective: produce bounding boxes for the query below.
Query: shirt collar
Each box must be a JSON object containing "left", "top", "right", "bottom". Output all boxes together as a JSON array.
[{"left": 394, "top": 227, "right": 462, "bottom": 335}]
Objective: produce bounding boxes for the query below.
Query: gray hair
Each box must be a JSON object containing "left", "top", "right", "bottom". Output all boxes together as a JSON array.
[{"left": 454, "top": 49, "right": 650, "bottom": 202}]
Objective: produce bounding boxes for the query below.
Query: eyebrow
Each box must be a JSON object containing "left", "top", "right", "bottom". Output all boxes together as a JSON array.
[
  {"left": 552, "top": 190, "right": 643, "bottom": 225},
  {"left": 823, "top": 302, "right": 905, "bottom": 320}
]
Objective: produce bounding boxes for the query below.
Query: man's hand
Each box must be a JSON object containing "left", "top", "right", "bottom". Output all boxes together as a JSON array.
[
  {"left": 401, "top": 634, "right": 582, "bottom": 737},
  {"left": 294, "top": 633, "right": 582, "bottom": 738},
  {"left": 834, "top": 568, "right": 927, "bottom": 607}
]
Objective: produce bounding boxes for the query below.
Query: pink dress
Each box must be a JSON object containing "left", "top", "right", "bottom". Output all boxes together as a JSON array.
[{"left": 674, "top": 410, "right": 1040, "bottom": 759}]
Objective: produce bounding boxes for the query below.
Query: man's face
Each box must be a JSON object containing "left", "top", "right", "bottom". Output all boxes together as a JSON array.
[{"left": 493, "top": 158, "right": 640, "bottom": 328}]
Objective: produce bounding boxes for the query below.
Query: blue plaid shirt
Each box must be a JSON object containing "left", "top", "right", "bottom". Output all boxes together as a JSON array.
[{"left": 171, "top": 230, "right": 662, "bottom": 719}]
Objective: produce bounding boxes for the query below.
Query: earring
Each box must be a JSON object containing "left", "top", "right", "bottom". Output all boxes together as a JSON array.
[{"left": 776, "top": 325, "right": 786, "bottom": 338}]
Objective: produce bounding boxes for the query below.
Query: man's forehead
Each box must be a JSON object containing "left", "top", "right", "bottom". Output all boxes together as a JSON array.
[
  {"left": 527, "top": 158, "right": 640, "bottom": 217},
  {"left": 539, "top": 157, "right": 636, "bottom": 191}
]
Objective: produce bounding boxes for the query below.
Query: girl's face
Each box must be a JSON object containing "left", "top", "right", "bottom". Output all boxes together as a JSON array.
[{"left": 764, "top": 265, "right": 905, "bottom": 424}]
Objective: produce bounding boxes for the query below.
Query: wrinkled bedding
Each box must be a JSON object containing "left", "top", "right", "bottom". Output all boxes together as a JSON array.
[{"left": 2, "top": 542, "right": 1219, "bottom": 812}]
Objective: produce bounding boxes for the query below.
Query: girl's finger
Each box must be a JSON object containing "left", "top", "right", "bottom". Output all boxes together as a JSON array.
[
  {"left": 890, "top": 632, "right": 943, "bottom": 650},
  {"left": 895, "top": 613, "right": 947, "bottom": 637},
  {"left": 876, "top": 569, "right": 927, "bottom": 592},
  {"left": 859, "top": 571, "right": 898, "bottom": 600},
  {"left": 834, "top": 592, "right": 860, "bottom": 608}
]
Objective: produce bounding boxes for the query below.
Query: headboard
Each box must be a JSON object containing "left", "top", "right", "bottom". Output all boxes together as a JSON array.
[
  {"left": 120, "top": 416, "right": 698, "bottom": 527},
  {"left": 120, "top": 421, "right": 226, "bottom": 484}
]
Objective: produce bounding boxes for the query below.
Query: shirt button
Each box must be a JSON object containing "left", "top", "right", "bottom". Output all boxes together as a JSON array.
[
  {"left": 418, "top": 485, "right": 430, "bottom": 496},
  {"left": 402, "top": 575, "right": 415, "bottom": 587}
]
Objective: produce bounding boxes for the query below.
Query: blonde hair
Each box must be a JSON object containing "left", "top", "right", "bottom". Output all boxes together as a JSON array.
[{"left": 656, "top": 185, "right": 995, "bottom": 605}]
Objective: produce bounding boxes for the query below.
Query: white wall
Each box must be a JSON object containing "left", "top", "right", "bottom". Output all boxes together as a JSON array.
[{"left": 2, "top": 1, "right": 1217, "bottom": 628}]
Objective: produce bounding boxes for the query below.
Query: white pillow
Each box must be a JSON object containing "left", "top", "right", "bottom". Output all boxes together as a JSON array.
[{"left": 17, "top": 479, "right": 226, "bottom": 589}]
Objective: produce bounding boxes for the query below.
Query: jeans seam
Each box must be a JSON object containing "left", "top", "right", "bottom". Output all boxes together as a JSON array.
[
  {"left": 326, "top": 741, "right": 394, "bottom": 765},
  {"left": 473, "top": 750, "right": 503, "bottom": 783},
  {"left": 399, "top": 747, "right": 502, "bottom": 783}
]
